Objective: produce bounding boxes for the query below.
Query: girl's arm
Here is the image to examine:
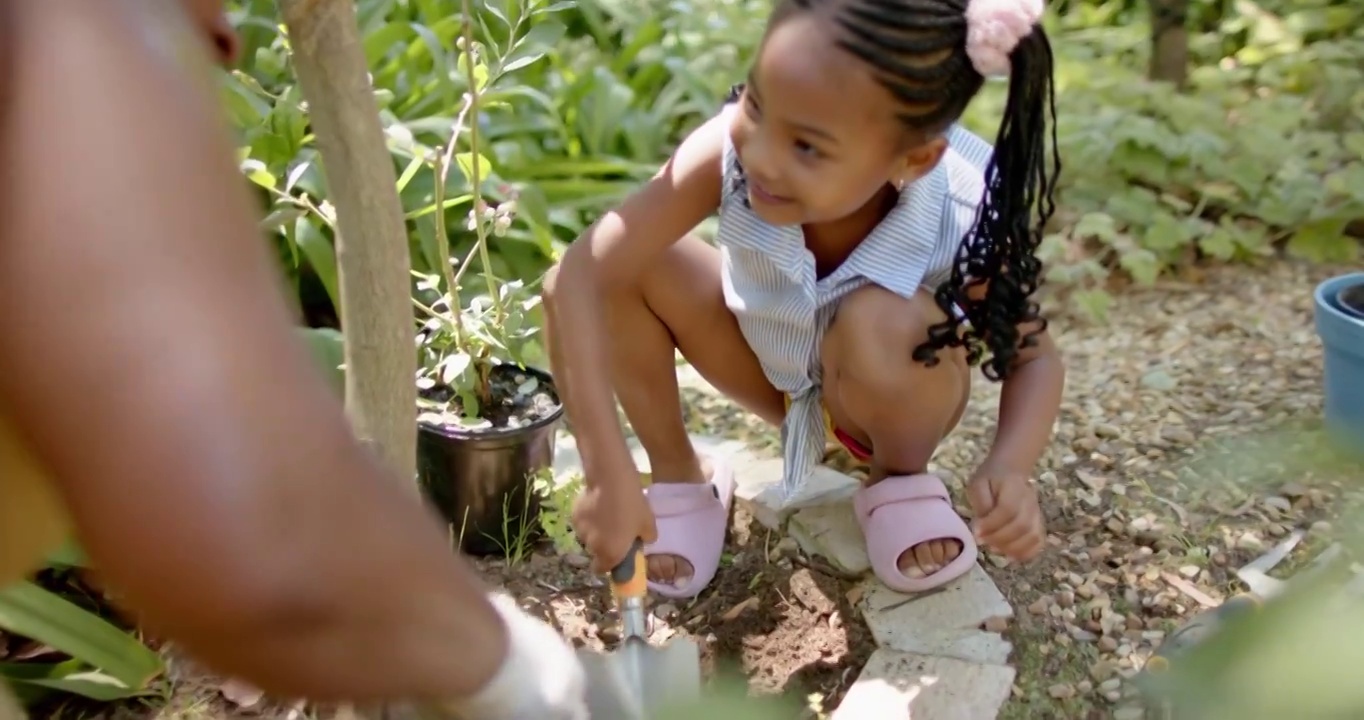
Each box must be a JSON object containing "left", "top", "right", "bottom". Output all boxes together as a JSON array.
[
  {"left": 0, "top": 0, "right": 509, "bottom": 702},
  {"left": 981, "top": 321, "right": 1065, "bottom": 474},
  {"left": 544, "top": 114, "right": 727, "bottom": 490}
]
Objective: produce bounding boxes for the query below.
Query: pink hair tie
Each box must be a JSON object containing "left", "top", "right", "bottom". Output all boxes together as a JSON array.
[{"left": 964, "top": 0, "right": 1044, "bottom": 78}]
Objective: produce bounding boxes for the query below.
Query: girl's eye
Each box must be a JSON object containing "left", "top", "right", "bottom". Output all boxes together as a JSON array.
[
  {"left": 743, "top": 94, "right": 762, "bottom": 118},
  {"left": 794, "top": 140, "right": 821, "bottom": 159}
]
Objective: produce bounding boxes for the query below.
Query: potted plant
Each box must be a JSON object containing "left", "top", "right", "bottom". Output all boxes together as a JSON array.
[
  {"left": 411, "top": 9, "right": 564, "bottom": 557},
  {"left": 1313, "top": 271, "right": 1364, "bottom": 456}
]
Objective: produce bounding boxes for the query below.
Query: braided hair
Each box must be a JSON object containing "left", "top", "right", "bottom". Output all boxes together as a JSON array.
[{"left": 761, "top": 0, "right": 1061, "bottom": 382}]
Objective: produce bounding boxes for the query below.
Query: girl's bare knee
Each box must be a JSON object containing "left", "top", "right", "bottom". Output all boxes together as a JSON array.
[
  {"left": 822, "top": 286, "right": 967, "bottom": 452},
  {"left": 824, "top": 286, "right": 945, "bottom": 381}
]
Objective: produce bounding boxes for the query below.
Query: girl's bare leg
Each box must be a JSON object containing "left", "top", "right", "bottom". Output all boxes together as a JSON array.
[
  {"left": 597, "top": 235, "right": 783, "bottom": 586},
  {"left": 820, "top": 285, "right": 971, "bottom": 579}
]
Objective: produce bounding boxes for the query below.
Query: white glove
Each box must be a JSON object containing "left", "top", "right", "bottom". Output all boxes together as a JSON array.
[{"left": 446, "top": 592, "right": 589, "bottom": 720}]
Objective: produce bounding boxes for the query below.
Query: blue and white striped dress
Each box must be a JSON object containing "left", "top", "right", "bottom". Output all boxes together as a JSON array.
[{"left": 713, "top": 101, "right": 997, "bottom": 504}]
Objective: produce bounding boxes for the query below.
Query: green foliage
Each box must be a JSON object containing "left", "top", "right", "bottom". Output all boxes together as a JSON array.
[
  {"left": 0, "top": 566, "right": 164, "bottom": 707},
  {"left": 407, "top": 1, "right": 553, "bottom": 424},
  {"left": 228, "top": 0, "right": 760, "bottom": 322},
  {"left": 534, "top": 470, "right": 583, "bottom": 554},
  {"left": 1009, "top": 4, "right": 1364, "bottom": 320}
]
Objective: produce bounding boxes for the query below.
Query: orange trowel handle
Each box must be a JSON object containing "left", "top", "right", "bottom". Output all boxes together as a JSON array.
[{"left": 609, "top": 538, "right": 648, "bottom": 601}]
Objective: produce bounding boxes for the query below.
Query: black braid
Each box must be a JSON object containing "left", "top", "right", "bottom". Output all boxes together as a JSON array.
[{"left": 771, "top": 0, "right": 1061, "bottom": 382}]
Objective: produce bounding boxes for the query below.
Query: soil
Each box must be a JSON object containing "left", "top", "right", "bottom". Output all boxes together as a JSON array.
[
  {"left": 419, "top": 363, "right": 561, "bottom": 431},
  {"left": 486, "top": 506, "right": 875, "bottom": 713}
]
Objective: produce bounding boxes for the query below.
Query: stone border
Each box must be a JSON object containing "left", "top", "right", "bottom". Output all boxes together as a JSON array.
[{"left": 554, "top": 429, "right": 1019, "bottom": 719}]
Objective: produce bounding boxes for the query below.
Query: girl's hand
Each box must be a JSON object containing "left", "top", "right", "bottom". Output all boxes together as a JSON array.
[
  {"left": 572, "top": 482, "right": 658, "bottom": 574},
  {"left": 965, "top": 465, "right": 1045, "bottom": 562}
]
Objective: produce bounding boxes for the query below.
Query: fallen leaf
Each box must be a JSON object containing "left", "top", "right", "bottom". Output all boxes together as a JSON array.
[{"left": 721, "top": 597, "right": 759, "bottom": 621}]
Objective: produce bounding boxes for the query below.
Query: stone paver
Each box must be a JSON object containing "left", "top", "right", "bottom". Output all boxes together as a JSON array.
[
  {"left": 830, "top": 649, "right": 1015, "bottom": 720},
  {"left": 856, "top": 568, "right": 1014, "bottom": 665},
  {"left": 787, "top": 500, "right": 869, "bottom": 574},
  {"left": 551, "top": 420, "right": 1017, "bottom": 719}
]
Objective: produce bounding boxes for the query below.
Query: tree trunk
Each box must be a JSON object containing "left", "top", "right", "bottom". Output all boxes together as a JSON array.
[
  {"left": 1148, "top": 0, "right": 1190, "bottom": 88},
  {"left": 277, "top": 0, "right": 416, "bottom": 488}
]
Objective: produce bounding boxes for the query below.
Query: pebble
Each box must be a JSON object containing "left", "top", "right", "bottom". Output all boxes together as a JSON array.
[
  {"left": 1090, "top": 660, "right": 1116, "bottom": 681},
  {"left": 1236, "top": 532, "right": 1265, "bottom": 551},
  {"left": 1140, "top": 370, "right": 1178, "bottom": 390},
  {"left": 1048, "top": 683, "right": 1076, "bottom": 700},
  {"left": 564, "top": 553, "right": 591, "bottom": 569}
]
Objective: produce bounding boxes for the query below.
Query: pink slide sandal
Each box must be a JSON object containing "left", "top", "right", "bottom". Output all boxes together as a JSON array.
[
  {"left": 642, "top": 459, "right": 737, "bottom": 599},
  {"left": 853, "top": 473, "right": 979, "bottom": 593}
]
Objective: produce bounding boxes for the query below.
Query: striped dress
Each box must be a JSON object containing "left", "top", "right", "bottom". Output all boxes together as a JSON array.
[{"left": 713, "top": 101, "right": 997, "bottom": 504}]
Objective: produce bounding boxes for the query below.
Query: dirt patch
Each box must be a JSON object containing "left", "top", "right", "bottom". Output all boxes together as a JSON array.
[{"left": 488, "top": 507, "right": 875, "bottom": 714}]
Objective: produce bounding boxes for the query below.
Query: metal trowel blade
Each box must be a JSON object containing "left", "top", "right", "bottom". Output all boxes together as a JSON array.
[
  {"left": 576, "top": 647, "right": 647, "bottom": 720},
  {"left": 577, "top": 636, "right": 702, "bottom": 719}
]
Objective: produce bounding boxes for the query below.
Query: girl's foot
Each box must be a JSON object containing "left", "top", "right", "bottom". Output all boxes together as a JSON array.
[
  {"left": 855, "top": 473, "right": 978, "bottom": 593},
  {"left": 642, "top": 456, "right": 736, "bottom": 598},
  {"left": 899, "top": 537, "right": 964, "bottom": 579}
]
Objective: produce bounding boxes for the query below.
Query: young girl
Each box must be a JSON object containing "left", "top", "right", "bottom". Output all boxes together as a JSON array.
[{"left": 543, "top": 0, "right": 1065, "bottom": 598}]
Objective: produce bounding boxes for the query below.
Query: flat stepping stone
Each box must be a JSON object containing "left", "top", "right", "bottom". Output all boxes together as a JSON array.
[
  {"left": 831, "top": 648, "right": 1015, "bottom": 720},
  {"left": 855, "top": 568, "right": 1013, "bottom": 665}
]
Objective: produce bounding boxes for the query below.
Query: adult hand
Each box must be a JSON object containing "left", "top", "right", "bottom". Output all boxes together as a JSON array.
[{"left": 441, "top": 593, "right": 589, "bottom": 720}]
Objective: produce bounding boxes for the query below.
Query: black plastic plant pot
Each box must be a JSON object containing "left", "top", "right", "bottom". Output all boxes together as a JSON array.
[
  {"left": 1336, "top": 282, "right": 1364, "bottom": 321},
  {"left": 416, "top": 365, "right": 564, "bottom": 557}
]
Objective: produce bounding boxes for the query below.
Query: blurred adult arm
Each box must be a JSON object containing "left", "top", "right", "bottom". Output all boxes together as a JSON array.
[{"left": 0, "top": 0, "right": 508, "bottom": 702}]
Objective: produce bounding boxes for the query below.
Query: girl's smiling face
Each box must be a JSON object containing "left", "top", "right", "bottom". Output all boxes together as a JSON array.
[{"left": 729, "top": 10, "right": 944, "bottom": 227}]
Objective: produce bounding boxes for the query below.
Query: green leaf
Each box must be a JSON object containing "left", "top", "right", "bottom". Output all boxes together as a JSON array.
[
  {"left": 44, "top": 540, "right": 87, "bottom": 569},
  {"left": 293, "top": 217, "right": 340, "bottom": 312},
  {"left": 1198, "top": 227, "right": 1238, "bottom": 261},
  {"left": 455, "top": 153, "right": 495, "bottom": 187},
  {"left": 0, "top": 582, "right": 162, "bottom": 693},
  {"left": 239, "top": 158, "right": 276, "bottom": 189},
  {"left": 502, "top": 20, "right": 567, "bottom": 74},
  {"left": 1073, "top": 288, "right": 1113, "bottom": 324},
  {"left": 1141, "top": 213, "right": 1192, "bottom": 253},
  {"left": 1073, "top": 212, "right": 1120, "bottom": 245},
  {"left": 1119, "top": 247, "right": 1161, "bottom": 286},
  {"left": 1287, "top": 216, "right": 1356, "bottom": 263},
  {"left": 298, "top": 328, "right": 345, "bottom": 397}
]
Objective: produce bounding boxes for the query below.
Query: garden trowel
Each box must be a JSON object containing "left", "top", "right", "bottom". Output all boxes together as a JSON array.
[{"left": 576, "top": 539, "right": 702, "bottom": 719}]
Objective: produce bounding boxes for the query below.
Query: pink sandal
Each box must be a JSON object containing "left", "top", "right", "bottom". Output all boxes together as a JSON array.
[
  {"left": 853, "top": 473, "right": 978, "bottom": 593},
  {"left": 642, "top": 459, "right": 737, "bottom": 599}
]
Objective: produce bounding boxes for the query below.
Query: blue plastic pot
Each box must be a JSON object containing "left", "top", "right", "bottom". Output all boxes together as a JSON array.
[{"left": 1314, "top": 272, "right": 1364, "bottom": 449}]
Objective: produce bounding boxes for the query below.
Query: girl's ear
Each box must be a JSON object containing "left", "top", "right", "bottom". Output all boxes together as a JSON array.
[{"left": 894, "top": 135, "right": 948, "bottom": 189}]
